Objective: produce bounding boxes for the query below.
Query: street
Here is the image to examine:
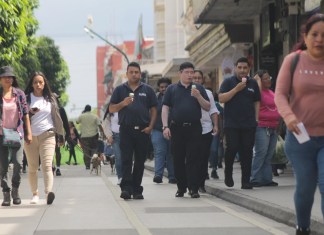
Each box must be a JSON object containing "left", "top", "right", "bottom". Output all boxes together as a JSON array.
[{"left": 0, "top": 164, "right": 295, "bottom": 235}]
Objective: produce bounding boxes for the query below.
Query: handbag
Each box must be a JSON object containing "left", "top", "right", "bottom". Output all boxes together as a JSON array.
[
  {"left": 272, "top": 135, "right": 288, "bottom": 164},
  {"left": 2, "top": 128, "right": 21, "bottom": 148}
]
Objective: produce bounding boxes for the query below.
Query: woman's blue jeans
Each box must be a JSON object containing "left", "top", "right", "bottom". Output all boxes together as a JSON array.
[
  {"left": 112, "top": 132, "right": 122, "bottom": 179},
  {"left": 250, "top": 127, "right": 278, "bottom": 184},
  {"left": 151, "top": 129, "right": 175, "bottom": 180},
  {"left": 0, "top": 138, "right": 24, "bottom": 192},
  {"left": 285, "top": 131, "right": 324, "bottom": 228}
]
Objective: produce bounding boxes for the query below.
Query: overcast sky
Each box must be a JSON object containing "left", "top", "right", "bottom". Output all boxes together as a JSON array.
[{"left": 35, "top": 0, "right": 154, "bottom": 118}]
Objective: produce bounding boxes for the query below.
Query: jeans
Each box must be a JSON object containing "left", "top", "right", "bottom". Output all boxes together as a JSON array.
[
  {"left": 209, "top": 134, "right": 220, "bottom": 169},
  {"left": 285, "top": 131, "right": 324, "bottom": 229},
  {"left": 24, "top": 130, "right": 56, "bottom": 194},
  {"left": 250, "top": 127, "right": 278, "bottom": 184},
  {"left": 112, "top": 132, "right": 122, "bottom": 179},
  {"left": 0, "top": 137, "right": 24, "bottom": 192},
  {"left": 80, "top": 134, "right": 98, "bottom": 168},
  {"left": 151, "top": 129, "right": 175, "bottom": 180}
]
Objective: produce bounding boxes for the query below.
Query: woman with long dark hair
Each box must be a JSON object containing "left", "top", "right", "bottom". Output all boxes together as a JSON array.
[
  {"left": 275, "top": 14, "right": 324, "bottom": 235},
  {"left": 24, "top": 72, "right": 64, "bottom": 205}
]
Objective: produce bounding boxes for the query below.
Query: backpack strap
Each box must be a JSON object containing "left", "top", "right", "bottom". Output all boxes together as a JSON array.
[{"left": 289, "top": 51, "right": 301, "bottom": 95}]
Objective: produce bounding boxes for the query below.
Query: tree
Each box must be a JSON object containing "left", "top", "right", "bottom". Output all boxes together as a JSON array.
[
  {"left": 0, "top": 0, "right": 39, "bottom": 65},
  {"left": 35, "top": 36, "right": 70, "bottom": 106}
]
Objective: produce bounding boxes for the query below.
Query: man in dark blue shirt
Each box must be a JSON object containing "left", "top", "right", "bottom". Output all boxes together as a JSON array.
[
  {"left": 162, "top": 62, "right": 210, "bottom": 198},
  {"left": 109, "top": 62, "right": 157, "bottom": 200},
  {"left": 219, "top": 57, "right": 261, "bottom": 190}
]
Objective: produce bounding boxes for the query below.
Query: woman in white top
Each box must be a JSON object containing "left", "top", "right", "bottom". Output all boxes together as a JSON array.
[{"left": 24, "top": 72, "right": 64, "bottom": 205}]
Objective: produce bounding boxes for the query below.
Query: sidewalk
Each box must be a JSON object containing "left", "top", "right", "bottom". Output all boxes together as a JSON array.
[{"left": 145, "top": 160, "right": 324, "bottom": 235}]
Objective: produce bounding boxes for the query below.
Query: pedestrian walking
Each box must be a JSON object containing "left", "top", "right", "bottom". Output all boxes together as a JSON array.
[
  {"left": 162, "top": 62, "right": 210, "bottom": 198},
  {"left": 250, "top": 70, "right": 280, "bottom": 187},
  {"left": 109, "top": 62, "right": 157, "bottom": 200},
  {"left": 193, "top": 70, "right": 218, "bottom": 193},
  {"left": 53, "top": 93, "right": 70, "bottom": 176},
  {"left": 151, "top": 77, "right": 176, "bottom": 184},
  {"left": 219, "top": 57, "right": 261, "bottom": 189},
  {"left": 275, "top": 13, "right": 324, "bottom": 235},
  {"left": 0, "top": 66, "right": 32, "bottom": 206},
  {"left": 24, "top": 72, "right": 64, "bottom": 205},
  {"left": 66, "top": 121, "right": 80, "bottom": 165},
  {"left": 76, "top": 105, "right": 106, "bottom": 170},
  {"left": 103, "top": 109, "right": 122, "bottom": 184}
]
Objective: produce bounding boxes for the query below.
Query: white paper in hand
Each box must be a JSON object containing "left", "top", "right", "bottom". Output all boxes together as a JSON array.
[{"left": 293, "top": 122, "right": 310, "bottom": 144}]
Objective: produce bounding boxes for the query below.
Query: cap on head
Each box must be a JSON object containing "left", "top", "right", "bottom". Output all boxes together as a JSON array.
[
  {"left": 84, "top": 104, "right": 91, "bottom": 112},
  {"left": 0, "top": 66, "right": 16, "bottom": 78}
]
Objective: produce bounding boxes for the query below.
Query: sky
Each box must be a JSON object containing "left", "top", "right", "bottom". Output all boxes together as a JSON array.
[{"left": 35, "top": 0, "right": 154, "bottom": 118}]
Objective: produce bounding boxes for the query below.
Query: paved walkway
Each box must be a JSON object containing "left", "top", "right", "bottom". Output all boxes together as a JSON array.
[
  {"left": 0, "top": 162, "right": 323, "bottom": 235},
  {"left": 145, "top": 160, "right": 324, "bottom": 235}
]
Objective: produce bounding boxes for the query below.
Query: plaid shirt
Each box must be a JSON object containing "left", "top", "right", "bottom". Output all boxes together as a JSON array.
[{"left": 0, "top": 87, "right": 28, "bottom": 139}]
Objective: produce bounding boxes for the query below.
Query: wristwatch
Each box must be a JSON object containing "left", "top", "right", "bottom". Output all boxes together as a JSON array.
[{"left": 162, "top": 126, "right": 168, "bottom": 131}]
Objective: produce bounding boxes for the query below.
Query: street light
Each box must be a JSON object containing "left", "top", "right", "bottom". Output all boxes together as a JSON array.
[{"left": 84, "top": 25, "right": 130, "bottom": 64}]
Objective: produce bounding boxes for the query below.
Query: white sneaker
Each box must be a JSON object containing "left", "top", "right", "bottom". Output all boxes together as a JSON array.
[
  {"left": 30, "top": 195, "right": 39, "bottom": 204},
  {"left": 117, "top": 178, "right": 122, "bottom": 185},
  {"left": 277, "top": 169, "right": 284, "bottom": 174}
]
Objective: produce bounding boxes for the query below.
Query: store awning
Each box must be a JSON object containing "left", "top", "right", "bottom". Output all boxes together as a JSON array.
[{"left": 193, "top": 0, "right": 264, "bottom": 24}]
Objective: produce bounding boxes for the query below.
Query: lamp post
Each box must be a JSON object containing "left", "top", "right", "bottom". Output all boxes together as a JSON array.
[{"left": 84, "top": 25, "right": 130, "bottom": 64}]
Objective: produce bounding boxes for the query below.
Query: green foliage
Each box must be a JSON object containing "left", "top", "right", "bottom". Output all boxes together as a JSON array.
[
  {"left": 35, "top": 36, "right": 70, "bottom": 105},
  {"left": 0, "top": 0, "right": 39, "bottom": 65}
]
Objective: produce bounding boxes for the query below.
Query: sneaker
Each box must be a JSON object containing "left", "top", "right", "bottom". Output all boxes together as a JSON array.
[
  {"left": 190, "top": 191, "right": 200, "bottom": 198},
  {"left": 56, "top": 169, "right": 61, "bottom": 176},
  {"left": 211, "top": 169, "right": 219, "bottom": 179},
  {"left": 46, "top": 192, "right": 55, "bottom": 205},
  {"left": 30, "top": 195, "right": 39, "bottom": 204},
  {"left": 117, "top": 178, "right": 122, "bottom": 185},
  {"left": 153, "top": 175, "right": 163, "bottom": 184}
]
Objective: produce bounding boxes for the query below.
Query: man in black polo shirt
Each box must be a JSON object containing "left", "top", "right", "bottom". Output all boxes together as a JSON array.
[
  {"left": 162, "top": 62, "right": 210, "bottom": 198},
  {"left": 109, "top": 62, "right": 157, "bottom": 200},
  {"left": 219, "top": 57, "right": 260, "bottom": 189}
]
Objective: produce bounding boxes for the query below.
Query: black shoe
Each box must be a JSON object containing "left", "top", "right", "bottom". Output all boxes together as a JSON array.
[
  {"left": 175, "top": 190, "right": 186, "bottom": 197},
  {"left": 120, "top": 191, "right": 131, "bottom": 200},
  {"left": 190, "top": 191, "right": 200, "bottom": 198},
  {"left": 241, "top": 183, "right": 253, "bottom": 190},
  {"left": 47, "top": 192, "right": 55, "bottom": 205},
  {"left": 133, "top": 193, "right": 144, "bottom": 200},
  {"left": 73, "top": 162, "right": 78, "bottom": 165},
  {"left": 264, "top": 181, "right": 278, "bottom": 187},
  {"left": 211, "top": 169, "right": 219, "bottom": 179},
  {"left": 198, "top": 186, "right": 206, "bottom": 193},
  {"left": 168, "top": 179, "right": 177, "bottom": 184},
  {"left": 85, "top": 166, "right": 90, "bottom": 170},
  {"left": 224, "top": 173, "right": 234, "bottom": 187},
  {"left": 12, "top": 188, "right": 21, "bottom": 205},
  {"left": 205, "top": 174, "right": 210, "bottom": 180},
  {"left": 218, "top": 163, "right": 223, "bottom": 168},
  {"left": 296, "top": 227, "right": 311, "bottom": 235},
  {"left": 1, "top": 191, "right": 11, "bottom": 206},
  {"left": 153, "top": 176, "right": 162, "bottom": 184},
  {"left": 56, "top": 169, "right": 61, "bottom": 176},
  {"left": 250, "top": 182, "right": 262, "bottom": 187},
  {"left": 65, "top": 161, "right": 70, "bottom": 165}
]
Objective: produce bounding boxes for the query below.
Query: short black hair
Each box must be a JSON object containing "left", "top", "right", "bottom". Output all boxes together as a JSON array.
[
  {"left": 235, "top": 57, "right": 250, "bottom": 67},
  {"left": 179, "top": 62, "right": 194, "bottom": 71},
  {"left": 194, "top": 69, "right": 203, "bottom": 77},
  {"left": 157, "top": 77, "right": 171, "bottom": 86},
  {"left": 127, "top": 62, "right": 141, "bottom": 72},
  {"left": 255, "top": 69, "right": 269, "bottom": 78}
]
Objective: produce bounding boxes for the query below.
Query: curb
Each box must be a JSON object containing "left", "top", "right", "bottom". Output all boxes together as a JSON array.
[{"left": 145, "top": 163, "right": 324, "bottom": 235}]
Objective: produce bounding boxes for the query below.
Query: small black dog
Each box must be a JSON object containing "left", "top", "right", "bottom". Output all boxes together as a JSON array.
[{"left": 105, "top": 154, "right": 115, "bottom": 173}]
